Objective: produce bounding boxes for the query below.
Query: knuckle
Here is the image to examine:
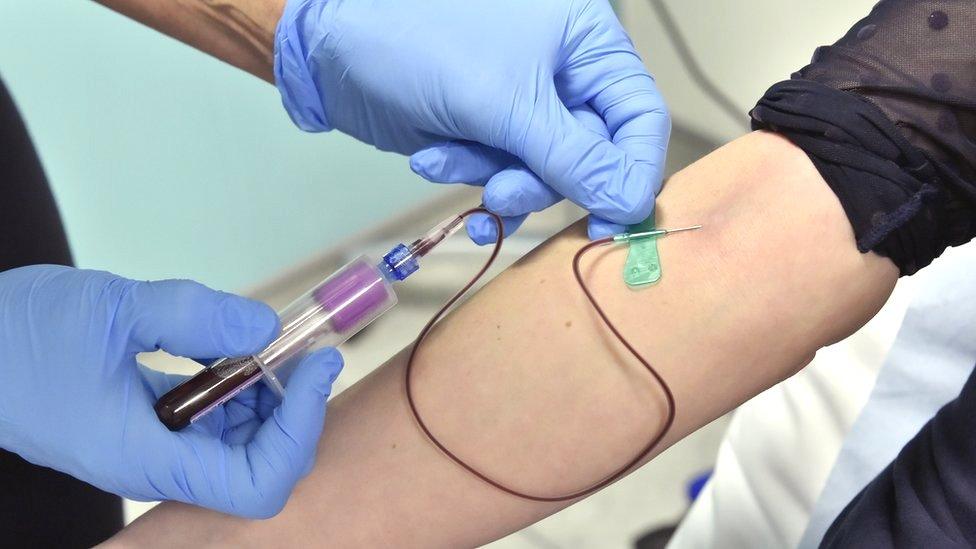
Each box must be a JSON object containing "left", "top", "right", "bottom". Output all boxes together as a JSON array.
[
  {"left": 171, "top": 279, "right": 214, "bottom": 306},
  {"left": 614, "top": 171, "right": 656, "bottom": 224}
]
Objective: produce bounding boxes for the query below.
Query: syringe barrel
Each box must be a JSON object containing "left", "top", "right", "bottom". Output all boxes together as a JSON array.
[{"left": 155, "top": 256, "right": 398, "bottom": 430}]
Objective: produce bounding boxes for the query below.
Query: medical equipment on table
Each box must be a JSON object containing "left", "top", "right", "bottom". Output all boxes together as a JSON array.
[
  {"left": 154, "top": 212, "right": 466, "bottom": 431},
  {"left": 156, "top": 205, "right": 702, "bottom": 503}
]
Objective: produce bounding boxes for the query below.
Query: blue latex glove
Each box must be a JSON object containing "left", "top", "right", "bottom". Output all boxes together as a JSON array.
[
  {"left": 463, "top": 104, "right": 614, "bottom": 242},
  {"left": 0, "top": 265, "right": 343, "bottom": 519},
  {"left": 275, "top": 0, "right": 670, "bottom": 242}
]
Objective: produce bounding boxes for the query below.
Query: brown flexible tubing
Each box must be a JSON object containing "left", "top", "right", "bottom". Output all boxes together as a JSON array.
[{"left": 404, "top": 208, "right": 676, "bottom": 502}]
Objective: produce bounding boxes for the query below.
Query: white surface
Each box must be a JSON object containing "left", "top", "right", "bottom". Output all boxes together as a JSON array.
[
  {"left": 667, "top": 272, "right": 917, "bottom": 548},
  {"left": 620, "top": 0, "right": 878, "bottom": 144},
  {"left": 799, "top": 245, "right": 976, "bottom": 547},
  {"left": 668, "top": 246, "right": 976, "bottom": 548}
]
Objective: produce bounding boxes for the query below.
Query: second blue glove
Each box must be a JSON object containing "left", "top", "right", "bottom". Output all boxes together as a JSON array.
[{"left": 0, "top": 265, "right": 342, "bottom": 519}]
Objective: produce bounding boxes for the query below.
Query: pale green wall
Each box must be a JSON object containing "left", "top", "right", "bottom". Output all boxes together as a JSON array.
[{"left": 0, "top": 1, "right": 440, "bottom": 291}]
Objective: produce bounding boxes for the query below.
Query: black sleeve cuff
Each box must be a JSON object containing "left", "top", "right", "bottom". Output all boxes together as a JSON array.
[{"left": 750, "top": 79, "right": 973, "bottom": 275}]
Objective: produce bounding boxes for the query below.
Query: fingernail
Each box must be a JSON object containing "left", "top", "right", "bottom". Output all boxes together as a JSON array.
[{"left": 410, "top": 148, "right": 445, "bottom": 178}]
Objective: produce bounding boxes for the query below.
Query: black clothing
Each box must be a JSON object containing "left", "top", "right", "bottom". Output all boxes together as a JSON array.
[
  {"left": 751, "top": 0, "right": 976, "bottom": 275},
  {"left": 821, "top": 363, "right": 976, "bottom": 548},
  {"left": 0, "top": 79, "right": 72, "bottom": 272},
  {"left": 748, "top": 1, "right": 976, "bottom": 546},
  {"left": 0, "top": 77, "right": 123, "bottom": 546},
  {"left": 751, "top": 80, "right": 957, "bottom": 276}
]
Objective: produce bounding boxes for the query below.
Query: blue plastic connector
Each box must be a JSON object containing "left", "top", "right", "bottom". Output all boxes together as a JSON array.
[{"left": 381, "top": 243, "right": 420, "bottom": 281}]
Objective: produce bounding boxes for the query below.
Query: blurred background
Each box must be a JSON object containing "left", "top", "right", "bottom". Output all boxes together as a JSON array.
[{"left": 0, "top": 1, "right": 876, "bottom": 546}]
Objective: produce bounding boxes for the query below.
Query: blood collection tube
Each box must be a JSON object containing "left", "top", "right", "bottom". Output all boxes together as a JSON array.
[
  {"left": 155, "top": 211, "right": 466, "bottom": 430},
  {"left": 155, "top": 250, "right": 418, "bottom": 430}
]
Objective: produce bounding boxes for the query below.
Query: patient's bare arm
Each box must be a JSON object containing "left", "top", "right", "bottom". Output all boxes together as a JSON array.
[{"left": 109, "top": 131, "right": 898, "bottom": 547}]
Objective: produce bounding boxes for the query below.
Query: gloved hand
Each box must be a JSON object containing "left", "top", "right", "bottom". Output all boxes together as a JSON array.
[
  {"left": 0, "top": 265, "right": 343, "bottom": 519},
  {"left": 462, "top": 103, "right": 615, "bottom": 240},
  {"left": 275, "top": 0, "right": 670, "bottom": 242}
]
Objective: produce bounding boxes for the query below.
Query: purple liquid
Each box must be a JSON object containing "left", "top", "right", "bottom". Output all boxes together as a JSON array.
[{"left": 314, "top": 260, "right": 390, "bottom": 332}]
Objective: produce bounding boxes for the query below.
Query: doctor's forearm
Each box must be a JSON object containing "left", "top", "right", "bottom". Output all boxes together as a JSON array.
[{"left": 94, "top": 0, "right": 284, "bottom": 82}]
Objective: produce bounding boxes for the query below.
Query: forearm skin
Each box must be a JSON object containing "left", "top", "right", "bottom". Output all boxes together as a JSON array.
[
  {"left": 108, "top": 132, "right": 898, "bottom": 547},
  {"left": 94, "top": 0, "right": 284, "bottom": 82}
]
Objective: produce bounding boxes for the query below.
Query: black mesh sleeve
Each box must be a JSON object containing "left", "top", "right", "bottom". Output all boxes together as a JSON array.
[{"left": 750, "top": 0, "right": 976, "bottom": 275}]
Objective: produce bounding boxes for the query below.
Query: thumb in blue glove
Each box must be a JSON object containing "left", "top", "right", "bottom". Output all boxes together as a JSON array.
[
  {"left": 0, "top": 265, "right": 343, "bottom": 519},
  {"left": 141, "top": 348, "right": 343, "bottom": 514}
]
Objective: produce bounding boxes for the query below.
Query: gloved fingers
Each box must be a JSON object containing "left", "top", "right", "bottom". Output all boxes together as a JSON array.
[
  {"left": 412, "top": 103, "right": 614, "bottom": 232},
  {"left": 559, "top": 45, "right": 669, "bottom": 192},
  {"left": 481, "top": 164, "right": 563, "bottom": 217},
  {"left": 175, "top": 383, "right": 267, "bottom": 444},
  {"left": 479, "top": 104, "right": 609, "bottom": 219},
  {"left": 410, "top": 141, "right": 516, "bottom": 185},
  {"left": 553, "top": 4, "right": 669, "bottom": 226},
  {"left": 583, "top": 59, "right": 671, "bottom": 166},
  {"left": 119, "top": 279, "right": 280, "bottom": 359},
  {"left": 569, "top": 103, "right": 612, "bottom": 139},
  {"left": 213, "top": 384, "right": 279, "bottom": 444},
  {"left": 255, "top": 381, "right": 284, "bottom": 420},
  {"left": 136, "top": 363, "right": 190, "bottom": 398},
  {"left": 466, "top": 213, "right": 528, "bottom": 246},
  {"left": 242, "top": 347, "right": 344, "bottom": 518},
  {"left": 510, "top": 91, "right": 657, "bottom": 226},
  {"left": 219, "top": 397, "right": 264, "bottom": 444},
  {"left": 478, "top": 170, "right": 627, "bottom": 240},
  {"left": 576, "top": 92, "right": 663, "bottom": 239},
  {"left": 473, "top": 103, "right": 623, "bottom": 241},
  {"left": 588, "top": 216, "right": 627, "bottom": 240},
  {"left": 222, "top": 383, "right": 265, "bottom": 420},
  {"left": 571, "top": 104, "right": 633, "bottom": 240},
  {"left": 556, "top": 0, "right": 669, "bottom": 148}
]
